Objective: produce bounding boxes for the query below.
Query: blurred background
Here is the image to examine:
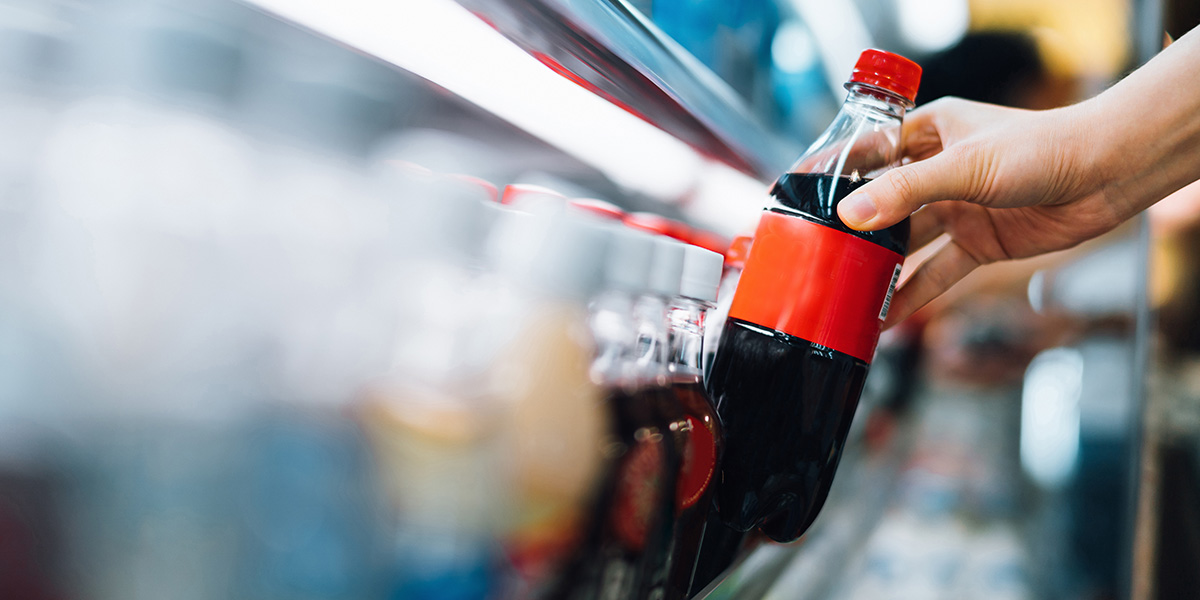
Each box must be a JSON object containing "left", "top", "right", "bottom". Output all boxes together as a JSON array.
[{"left": 1, "top": 0, "right": 1198, "bottom": 598}]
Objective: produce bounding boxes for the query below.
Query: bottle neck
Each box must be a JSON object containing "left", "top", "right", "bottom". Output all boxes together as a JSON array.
[
  {"left": 633, "top": 293, "right": 670, "bottom": 384},
  {"left": 668, "top": 297, "right": 709, "bottom": 376},
  {"left": 785, "top": 83, "right": 910, "bottom": 182},
  {"left": 588, "top": 290, "right": 638, "bottom": 387},
  {"left": 587, "top": 290, "right": 671, "bottom": 388},
  {"left": 842, "top": 83, "right": 911, "bottom": 120}
]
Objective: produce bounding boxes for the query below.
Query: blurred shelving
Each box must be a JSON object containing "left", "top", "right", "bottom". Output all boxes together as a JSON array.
[{"left": 243, "top": 0, "right": 791, "bottom": 236}]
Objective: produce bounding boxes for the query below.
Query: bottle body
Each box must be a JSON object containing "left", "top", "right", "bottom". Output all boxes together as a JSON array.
[
  {"left": 707, "top": 57, "right": 917, "bottom": 543},
  {"left": 547, "top": 291, "right": 680, "bottom": 600},
  {"left": 661, "top": 298, "right": 724, "bottom": 599}
]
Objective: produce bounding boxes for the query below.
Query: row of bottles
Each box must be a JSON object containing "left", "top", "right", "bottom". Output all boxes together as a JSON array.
[
  {"left": 2, "top": 3, "right": 740, "bottom": 596},
  {"left": 2, "top": 0, "right": 927, "bottom": 597}
]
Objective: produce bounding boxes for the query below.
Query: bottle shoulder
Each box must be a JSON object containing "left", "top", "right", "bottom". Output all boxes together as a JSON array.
[{"left": 770, "top": 173, "right": 909, "bottom": 255}]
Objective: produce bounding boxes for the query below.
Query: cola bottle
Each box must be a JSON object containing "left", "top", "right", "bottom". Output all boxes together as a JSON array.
[
  {"left": 547, "top": 225, "right": 681, "bottom": 600},
  {"left": 626, "top": 235, "right": 688, "bottom": 598},
  {"left": 707, "top": 49, "right": 920, "bottom": 543},
  {"left": 660, "top": 244, "right": 725, "bottom": 599}
]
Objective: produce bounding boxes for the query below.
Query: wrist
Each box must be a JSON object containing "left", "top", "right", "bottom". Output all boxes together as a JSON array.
[
  {"left": 1067, "top": 93, "right": 1158, "bottom": 222},
  {"left": 1082, "top": 38, "right": 1200, "bottom": 219}
]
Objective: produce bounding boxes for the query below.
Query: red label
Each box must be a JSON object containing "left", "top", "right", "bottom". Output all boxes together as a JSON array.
[
  {"left": 728, "top": 212, "right": 903, "bottom": 363},
  {"left": 675, "top": 414, "right": 717, "bottom": 511},
  {"left": 610, "top": 439, "right": 664, "bottom": 551}
]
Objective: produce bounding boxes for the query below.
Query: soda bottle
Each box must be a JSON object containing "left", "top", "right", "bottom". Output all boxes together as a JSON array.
[
  {"left": 625, "top": 235, "right": 691, "bottom": 598},
  {"left": 707, "top": 49, "right": 920, "bottom": 543},
  {"left": 547, "top": 225, "right": 681, "bottom": 600},
  {"left": 660, "top": 243, "right": 725, "bottom": 599},
  {"left": 686, "top": 237, "right": 755, "bottom": 596}
]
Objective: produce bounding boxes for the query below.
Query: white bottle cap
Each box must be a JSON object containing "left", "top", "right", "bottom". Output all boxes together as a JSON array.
[
  {"left": 602, "top": 225, "right": 655, "bottom": 294},
  {"left": 488, "top": 208, "right": 609, "bottom": 301},
  {"left": 647, "top": 236, "right": 685, "bottom": 298},
  {"left": 680, "top": 244, "right": 724, "bottom": 303},
  {"left": 376, "top": 166, "right": 496, "bottom": 266}
]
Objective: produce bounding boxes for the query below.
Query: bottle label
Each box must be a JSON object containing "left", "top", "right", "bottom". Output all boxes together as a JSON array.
[
  {"left": 879, "top": 263, "right": 902, "bottom": 321},
  {"left": 610, "top": 438, "right": 664, "bottom": 551},
  {"left": 728, "top": 211, "right": 903, "bottom": 363},
  {"left": 675, "top": 414, "right": 717, "bottom": 511}
]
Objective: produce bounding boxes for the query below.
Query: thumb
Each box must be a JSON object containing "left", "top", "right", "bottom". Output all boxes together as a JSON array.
[{"left": 837, "top": 152, "right": 968, "bottom": 231}]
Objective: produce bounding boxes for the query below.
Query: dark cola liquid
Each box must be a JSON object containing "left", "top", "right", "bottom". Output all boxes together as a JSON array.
[
  {"left": 769, "top": 173, "right": 908, "bottom": 254},
  {"left": 706, "top": 172, "right": 908, "bottom": 543},
  {"left": 660, "top": 377, "right": 722, "bottom": 600},
  {"left": 708, "top": 320, "right": 868, "bottom": 541}
]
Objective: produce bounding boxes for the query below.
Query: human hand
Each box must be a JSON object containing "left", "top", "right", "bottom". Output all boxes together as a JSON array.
[{"left": 836, "top": 97, "right": 1131, "bottom": 328}]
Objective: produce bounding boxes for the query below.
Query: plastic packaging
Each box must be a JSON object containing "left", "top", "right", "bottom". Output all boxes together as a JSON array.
[{"left": 707, "top": 48, "right": 920, "bottom": 543}]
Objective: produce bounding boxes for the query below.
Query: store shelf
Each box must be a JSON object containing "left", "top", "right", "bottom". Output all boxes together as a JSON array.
[
  {"left": 242, "top": 0, "right": 779, "bottom": 234},
  {"left": 451, "top": 0, "right": 798, "bottom": 179}
]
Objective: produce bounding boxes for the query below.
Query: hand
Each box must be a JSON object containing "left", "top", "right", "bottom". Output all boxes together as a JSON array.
[
  {"left": 836, "top": 97, "right": 1129, "bottom": 328},
  {"left": 836, "top": 26, "right": 1200, "bottom": 328}
]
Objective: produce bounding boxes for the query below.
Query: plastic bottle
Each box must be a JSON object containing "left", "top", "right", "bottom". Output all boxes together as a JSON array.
[
  {"left": 660, "top": 243, "right": 725, "bottom": 599},
  {"left": 481, "top": 207, "right": 616, "bottom": 597},
  {"left": 629, "top": 235, "right": 688, "bottom": 598},
  {"left": 707, "top": 49, "right": 920, "bottom": 543},
  {"left": 548, "top": 227, "right": 683, "bottom": 600},
  {"left": 0, "top": 1, "right": 73, "bottom": 219},
  {"left": 679, "top": 237, "right": 755, "bottom": 599},
  {"left": 567, "top": 197, "right": 627, "bottom": 222}
]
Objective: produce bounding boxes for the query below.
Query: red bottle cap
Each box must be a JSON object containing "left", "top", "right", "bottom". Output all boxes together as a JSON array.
[
  {"left": 623, "top": 212, "right": 690, "bottom": 242},
  {"left": 500, "top": 183, "right": 565, "bottom": 208},
  {"left": 568, "top": 198, "right": 627, "bottom": 221},
  {"left": 688, "top": 229, "right": 731, "bottom": 256},
  {"left": 445, "top": 173, "right": 499, "bottom": 203},
  {"left": 848, "top": 49, "right": 921, "bottom": 104}
]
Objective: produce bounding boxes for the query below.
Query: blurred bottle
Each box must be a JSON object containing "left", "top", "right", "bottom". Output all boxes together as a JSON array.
[
  {"left": 481, "top": 206, "right": 614, "bottom": 597},
  {"left": 0, "top": 0, "right": 74, "bottom": 218},
  {"left": 629, "top": 236, "right": 688, "bottom": 598},
  {"left": 658, "top": 244, "right": 725, "bottom": 600},
  {"left": 623, "top": 211, "right": 691, "bottom": 244},
  {"left": 33, "top": 0, "right": 262, "bottom": 385},
  {"left": 0, "top": 433, "right": 66, "bottom": 600},
  {"left": 545, "top": 226, "right": 682, "bottom": 600},
  {"left": 707, "top": 49, "right": 920, "bottom": 542},
  {"left": 687, "top": 238, "right": 756, "bottom": 596},
  {"left": 854, "top": 321, "right": 926, "bottom": 453},
  {"left": 568, "top": 197, "right": 628, "bottom": 222},
  {"left": 223, "top": 415, "right": 381, "bottom": 600},
  {"left": 355, "top": 166, "right": 522, "bottom": 599}
]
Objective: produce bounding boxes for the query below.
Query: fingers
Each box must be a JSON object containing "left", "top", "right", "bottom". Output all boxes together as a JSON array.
[
  {"left": 837, "top": 149, "right": 972, "bottom": 232},
  {"left": 898, "top": 106, "right": 947, "bottom": 162},
  {"left": 882, "top": 238, "right": 982, "bottom": 329},
  {"left": 907, "top": 206, "right": 945, "bottom": 253}
]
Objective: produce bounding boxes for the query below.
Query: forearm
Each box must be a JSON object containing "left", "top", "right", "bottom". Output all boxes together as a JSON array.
[{"left": 1084, "top": 26, "right": 1200, "bottom": 219}]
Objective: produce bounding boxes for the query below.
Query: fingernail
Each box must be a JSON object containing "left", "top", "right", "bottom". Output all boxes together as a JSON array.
[{"left": 839, "top": 194, "right": 877, "bottom": 227}]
